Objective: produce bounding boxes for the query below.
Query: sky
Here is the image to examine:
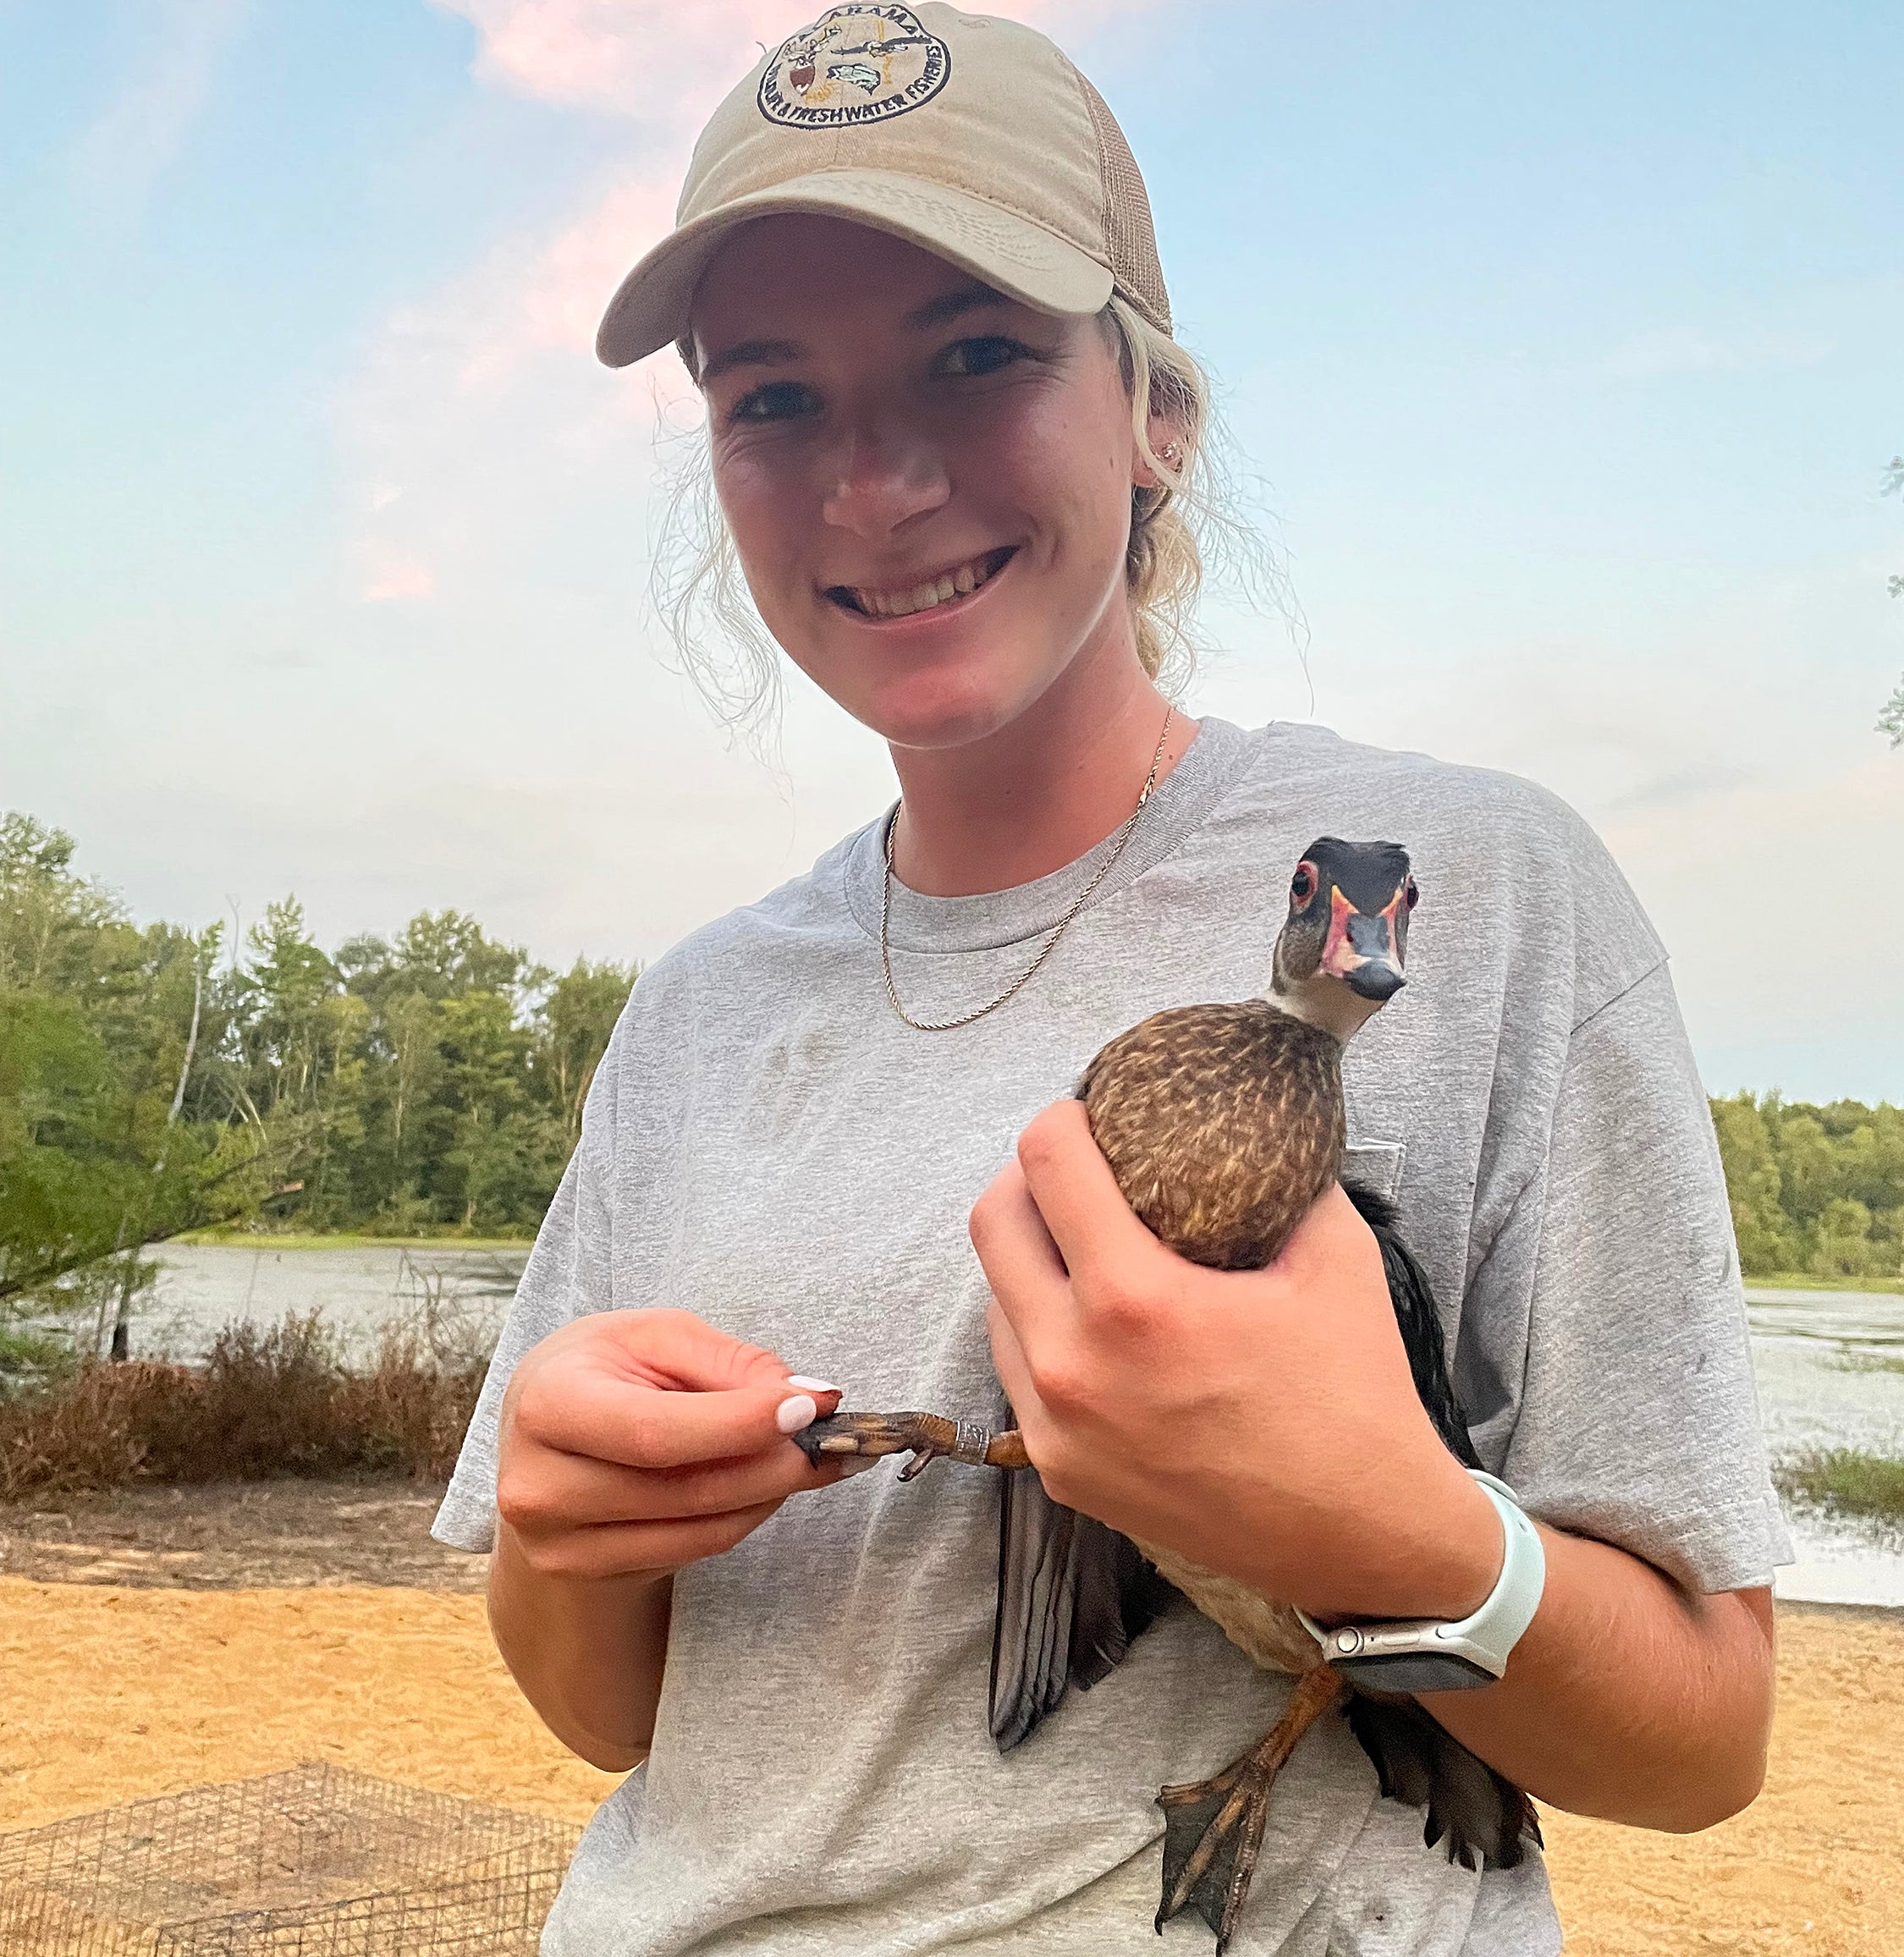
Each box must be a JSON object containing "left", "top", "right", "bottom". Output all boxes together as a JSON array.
[{"left": 1, "top": 0, "right": 1901, "bottom": 1102}]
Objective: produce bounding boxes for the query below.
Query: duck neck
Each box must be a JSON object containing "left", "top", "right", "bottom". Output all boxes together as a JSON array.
[{"left": 1266, "top": 969, "right": 1382, "bottom": 1046}]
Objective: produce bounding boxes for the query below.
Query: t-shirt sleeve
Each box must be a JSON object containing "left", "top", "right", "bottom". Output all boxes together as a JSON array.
[
  {"left": 1487, "top": 960, "right": 1791, "bottom": 1593},
  {"left": 431, "top": 1058, "right": 619, "bottom": 1554}
]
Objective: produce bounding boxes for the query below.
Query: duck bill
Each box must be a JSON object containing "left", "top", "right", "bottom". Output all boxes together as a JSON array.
[{"left": 1320, "top": 887, "right": 1407, "bottom": 1001}]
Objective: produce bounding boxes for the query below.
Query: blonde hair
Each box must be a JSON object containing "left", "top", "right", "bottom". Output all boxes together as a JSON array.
[
  {"left": 647, "top": 297, "right": 1279, "bottom": 730},
  {"left": 1108, "top": 294, "right": 1208, "bottom": 694}
]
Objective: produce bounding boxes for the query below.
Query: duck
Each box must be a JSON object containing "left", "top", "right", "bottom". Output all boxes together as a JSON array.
[{"left": 796, "top": 838, "right": 1539, "bottom": 1953}]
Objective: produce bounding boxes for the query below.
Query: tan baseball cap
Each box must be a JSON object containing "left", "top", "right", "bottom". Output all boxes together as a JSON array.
[{"left": 596, "top": 3, "right": 1170, "bottom": 369}]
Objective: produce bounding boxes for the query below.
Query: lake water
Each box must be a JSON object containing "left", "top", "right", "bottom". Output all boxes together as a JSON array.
[
  {"left": 135, "top": 1244, "right": 531, "bottom": 1370},
  {"left": 127, "top": 1248, "right": 1903, "bottom": 1607},
  {"left": 1747, "top": 1288, "right": 1904, "bottom": 1606}
]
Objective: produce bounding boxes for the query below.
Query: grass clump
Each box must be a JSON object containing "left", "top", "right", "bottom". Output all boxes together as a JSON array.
[
  {"left": 177, "top": 1230, "right": 533, "bottom": 1251},
  {"left": 1775, "top": 1446, "right": 1904, "bottom": 1539},
  {"left": 1832, "top": 1350, "right": 1904, "bottom": 1377},
  {"left": 1746, "top": 1272, "right": 1904, "bottom": 1296},
  {"left": 0, "top": 1311, "right": 483, "bottom": 1499}
]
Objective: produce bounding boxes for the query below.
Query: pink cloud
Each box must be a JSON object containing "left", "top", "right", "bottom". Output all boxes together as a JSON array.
[
  {"left": 336, "top": 168, "right": 698, "bottom": 605},
  {"left": 431, "top": 1, "right": 809, "bottom": 118},
  {"left": 455, "top": 173, "right": 682, "bottom": 387},
  {"left": 432, "top": 0, "right": 1161, "bottom": 115},
  {"left": 359, "top": 551, "right": 437, "bottom": 602}
]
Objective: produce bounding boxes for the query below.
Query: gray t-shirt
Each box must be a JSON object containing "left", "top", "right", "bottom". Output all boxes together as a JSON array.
[{"left": 436, "top": 717, "right": 1789, "bottom": 1957}]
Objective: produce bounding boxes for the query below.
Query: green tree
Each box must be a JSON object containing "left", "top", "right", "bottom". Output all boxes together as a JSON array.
[
  {"left": 0, "top": 812, "right": 130, "bottom": 997},
  {"left": 536, "top": 959, "right": 636, "bottom": 1148},
  {"left": 342, "top": 910, "right": 527, "bottom": 1005},
  {"left": 0, "top": 987, "right": 139, "bottom": 1370},
  {"left": 333, "top": 911, "right": 561, "bottom": 1232},
  {"left": 431, "top": 989, "right": 553, "bottom": 1229},
  {"left": 0, "top": 818, "right": 290, "bottom": 1377},
  {"left": 2, "top": 812, "right": 641, "bottom": 1335},
  {"left": 1812, "top": 1197, "right": 1878, "bottom": 1279},
  {"left": 1710, "top": 1093, "right": 1799, "bottom": 1274},
  {"left": 1712, "top": 1091, "right": 1904, "bottom": 1279}
]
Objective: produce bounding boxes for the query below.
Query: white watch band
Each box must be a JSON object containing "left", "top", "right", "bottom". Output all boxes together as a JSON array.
[{"left": 1293, "top": 1470, "right": 1546, "bottom": 1692}]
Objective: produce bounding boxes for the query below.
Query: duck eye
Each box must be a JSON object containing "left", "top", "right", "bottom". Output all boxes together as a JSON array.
[
  {"left": 1290, "top": 864, "right": 1316, "bottom": 905},
  {"left": 1404, "top": 878, "right": 1419, "bottom": 910}
]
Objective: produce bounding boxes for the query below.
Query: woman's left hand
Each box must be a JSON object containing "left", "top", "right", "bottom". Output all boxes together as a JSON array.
[{"left": 972, "top": 1098, "right": 1502, "bottom": 1624}]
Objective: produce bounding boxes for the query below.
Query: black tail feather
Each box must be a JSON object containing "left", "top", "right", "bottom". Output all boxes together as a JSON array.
[{"left": 1346, "top": 1695, "right": 1542, "bottom": 1871}]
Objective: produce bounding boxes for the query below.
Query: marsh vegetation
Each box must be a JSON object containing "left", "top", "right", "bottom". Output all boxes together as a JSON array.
[
  {"left": 0, "top": 1312, "right": 482, "bottom": 1499},
  {"left": 1775, "top": 1446, "right": 1904, "bottom": 1537}
]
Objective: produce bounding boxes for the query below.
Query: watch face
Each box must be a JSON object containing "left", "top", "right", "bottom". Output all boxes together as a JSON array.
[{"left": 1333, "top": 1650, "right": 1500, "bottom": 1694}]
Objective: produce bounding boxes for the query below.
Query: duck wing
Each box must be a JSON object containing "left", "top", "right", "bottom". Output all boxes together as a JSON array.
[
  {"left": 990, "top": 1455, "right": 1178, "bottom": 1752},
  {"left": 1345, "top": 1184, "right": 1482, "bottom": 1470}
]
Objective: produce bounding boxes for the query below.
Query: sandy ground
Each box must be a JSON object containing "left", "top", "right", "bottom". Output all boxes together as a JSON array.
[
  {"left": 0, "top": 1575, "right": 619, "bottom": 1832},
  {"left": 0, "top": 1478, "right": 485, "bottom": 1591},
  {"left": 1544, "top": 1604, "right": 1902, "bottom": 1956},
  {"left": 0, "top": 1489, "right": 1897, "bottom": 1953}
]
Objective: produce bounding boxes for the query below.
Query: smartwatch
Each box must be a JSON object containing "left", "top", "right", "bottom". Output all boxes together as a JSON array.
[{"left": 1292, "top": 1471, "right": 1545, "bottom": 1694}]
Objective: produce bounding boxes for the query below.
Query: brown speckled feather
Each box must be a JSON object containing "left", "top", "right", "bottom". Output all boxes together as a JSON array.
[{"left": 1079, "top": 1002, "right": 1345, "bottom": 1272}]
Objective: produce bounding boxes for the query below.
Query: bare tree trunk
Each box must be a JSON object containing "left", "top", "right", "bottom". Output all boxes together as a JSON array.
[
  {"left": 111, "top": 959, "right": 204, "bottom": 1362},
  {"left": 568, "top": 1053, "right": 600, "bottom": 1146},
  {"left": 168, "top": 963, "right": 203, "bottom": 1127},
  {"left": 107, "top": 1246, "right": 140, "bottom": 1361},
  {"left": 94, "top": 1212, "right": 131, "bottom": 1357}
]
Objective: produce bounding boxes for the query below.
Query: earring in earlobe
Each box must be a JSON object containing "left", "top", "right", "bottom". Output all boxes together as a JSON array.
[{"left": 1158, "top": 440, "right": 1183, "bottom": 469}]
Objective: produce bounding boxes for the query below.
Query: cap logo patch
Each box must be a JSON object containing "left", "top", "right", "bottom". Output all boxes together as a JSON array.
[{"left": 758, "top": 4, "right": 951, "bottom": 129}]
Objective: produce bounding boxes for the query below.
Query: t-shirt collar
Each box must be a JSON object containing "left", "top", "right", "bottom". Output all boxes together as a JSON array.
[{"left": 843, "top": 716, "right": 1263, "bottom": 954}]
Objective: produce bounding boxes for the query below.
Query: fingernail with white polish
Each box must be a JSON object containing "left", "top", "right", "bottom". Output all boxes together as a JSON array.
[
  {"left": 776, "top": 1394, "right": 819, "bottom": 1435},
  {"left": 787, "top": 1376, "right": 839, "bottom": 1395}
]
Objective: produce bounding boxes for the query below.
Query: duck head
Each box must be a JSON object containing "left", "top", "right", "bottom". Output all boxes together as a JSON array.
[{"left": 1268, "top": 838, "right": 1417, "bottom": 1042}]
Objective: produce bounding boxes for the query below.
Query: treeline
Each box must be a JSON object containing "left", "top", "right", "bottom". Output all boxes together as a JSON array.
[
  {"left": 5, "top": 808, "right": 1901, "bottom": 1380},
  {"left": 1712, "top": 1091, "right": 1904, "bottom": 1280},
  {"left": 1, "top": 811, "right": 632, "bottom": 1365}
]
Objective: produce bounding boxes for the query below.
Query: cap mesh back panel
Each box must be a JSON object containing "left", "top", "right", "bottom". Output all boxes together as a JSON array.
[
  {"left": 1072, "top": 71, "right": 1171, "bottom": 334},
  {"left": 0, "top": 1762, "right": 578, "bottom": 1957}
]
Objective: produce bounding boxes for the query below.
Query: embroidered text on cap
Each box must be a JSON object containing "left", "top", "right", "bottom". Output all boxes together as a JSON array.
[{"left": 758, "top": 4, "right": 952, "bottom": 129}]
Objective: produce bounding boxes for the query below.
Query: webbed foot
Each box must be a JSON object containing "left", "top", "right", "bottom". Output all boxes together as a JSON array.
[
  {"left": 793, "top": 1411, "right": 1028, "bottom": 1480},
  {"left": 1155, "top": 1665, "right": 1351, "bottom": 1954}
]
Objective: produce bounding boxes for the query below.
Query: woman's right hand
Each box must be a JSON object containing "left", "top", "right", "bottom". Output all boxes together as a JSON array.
[{"left": 494, "top": 1306, "right": 845, "bottom": 1585}]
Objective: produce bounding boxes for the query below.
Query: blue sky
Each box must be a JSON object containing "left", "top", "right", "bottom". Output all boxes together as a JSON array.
[{"left": 2, "top": 0, "right": 1901, "bottom": 1100}]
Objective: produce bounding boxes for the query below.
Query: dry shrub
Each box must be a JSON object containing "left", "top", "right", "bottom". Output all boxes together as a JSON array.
[{"left": 0, "top": 1313, "right": 484, "bottom": 1499}]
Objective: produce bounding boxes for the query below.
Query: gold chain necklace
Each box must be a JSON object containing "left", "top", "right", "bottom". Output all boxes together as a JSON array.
[{"left": 879, "top": 706, "right": 1175, "bottom": 1033}]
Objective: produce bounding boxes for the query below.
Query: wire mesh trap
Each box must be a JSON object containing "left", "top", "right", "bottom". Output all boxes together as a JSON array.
[{"left": 0, "top": 1762, "right": 580, "bottom": 1956}]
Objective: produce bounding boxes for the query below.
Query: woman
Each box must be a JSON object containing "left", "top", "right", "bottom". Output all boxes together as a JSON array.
[{"left": 435, "top": 9, "right": 1786, "bottom": 1954}]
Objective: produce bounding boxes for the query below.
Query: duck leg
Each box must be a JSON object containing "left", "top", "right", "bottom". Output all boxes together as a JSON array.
[
  {"left": 1155, "top": 1663, "right": 1351, "bottom": 1955},
  {"left": 793, "top": 1410, "right": 1028, "bottom": 1479}
]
